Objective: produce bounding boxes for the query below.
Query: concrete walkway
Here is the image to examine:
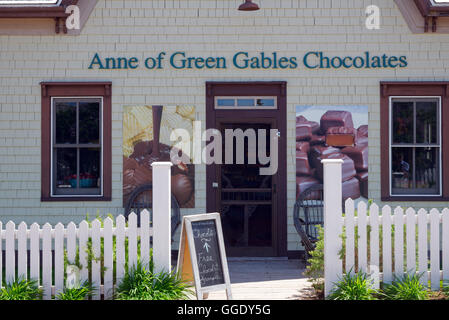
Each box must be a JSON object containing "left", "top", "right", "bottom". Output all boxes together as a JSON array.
[{"left": 201, "top": 259, "right": 316, "bottom": 300}]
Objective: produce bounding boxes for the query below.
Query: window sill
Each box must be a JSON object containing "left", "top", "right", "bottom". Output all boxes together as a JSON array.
[
  {"left": 41, "top": 196, "right": 111, "bottom": 202},
  {"left": 381, "top": 196, "right": 449, "bottom": 202}
]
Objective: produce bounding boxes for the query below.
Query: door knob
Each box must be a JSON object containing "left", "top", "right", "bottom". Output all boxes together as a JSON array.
[{"left": 212, "top": 182, "right": 219, "bottom": 188}]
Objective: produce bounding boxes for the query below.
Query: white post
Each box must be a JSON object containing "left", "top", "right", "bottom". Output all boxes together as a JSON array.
[
  {"left": 322, "top": 159, "right": 343, "bottom": 298},
  {"left": 151, "top": 162, "right": 172, "bottom": 273}
]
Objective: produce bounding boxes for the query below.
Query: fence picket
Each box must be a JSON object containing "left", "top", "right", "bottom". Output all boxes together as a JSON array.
[
  {"left": 103, "top": 217, "right": 113, "bottom": 300},
  {"left": 42, "top": 223, "right": 52, "bottom": 299},
  {"left": 116, "top": 215, "right": 126, "bottom": 285},
  {"left": 394, "top": 207, "right": 404, "bottom": 279},
  {"left": 78, "top": 221, "right": 89, "bottom": 284},
  {"left": 443, "top": 209, "right": 449, "bottom": 282},
  {"left": 430, "top": 209, "right": 440, "bottom": 290},
  {"left": 91, "top": 219, "right": 101, "bottom": 300},
  {"left": 66, "top": 222, "right": 76, "bottom": 266},
  {"left": 417, "top": 209, "right": 428, "bottom": 287},
  {"left": 406, "top": 208, "right": 416, "bottom": 276},
  {"left": 5, "top": 221, "right": 15, "bottom": 284},
  {"left": 30, "top": 223, "right": 40, "bottom": 284},
  {"left": 54, "top": 223, "right": 64, "bottom": 296},
  {"left": 18, "top": 222, "right": 27, "bottom": 280},
  {"left": 140, "top": 209, "right": 150, "bottom": 269},
  {"left": 369, "top": 203, "right": 379, "bottom": 284},
  {"left": 128, "top": 212, "right": 138, "bottom": 269},
  {"left": 382, "top": 206, "right": 392, "bottom": 284},
  {"left": 358, "top": 201, "right": 367, "bottom": 274},
  {"left": 345, "top": 199, "right": 355, "bottom": 274}
]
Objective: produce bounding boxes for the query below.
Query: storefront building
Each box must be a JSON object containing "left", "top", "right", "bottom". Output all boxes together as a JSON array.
[{"left": 1, "top": 0, "right": 449, "bottom": 257}]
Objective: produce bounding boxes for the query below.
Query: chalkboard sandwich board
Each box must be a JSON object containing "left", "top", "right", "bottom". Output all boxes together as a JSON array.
[{"left": 176, "top": 212, "right": 232, "bottom": 300}]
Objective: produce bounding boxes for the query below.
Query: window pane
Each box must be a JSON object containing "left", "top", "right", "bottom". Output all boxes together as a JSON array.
[
  {"left": 392, "top": 101, "right": 413, "bottom": 144},
  {"left": 391, "top": 148, "right": 413, "bottom": 192},
  {"left": 55, "top": 148, "right": 77, "bottom": 189},
  {"left": 391, "top": 147, "right": 440, "bottom": 195},
  {"left": 415, "top": 147, "right": 439, "bottom": 193},
  {"left": 416, "top": 101, "right": 438, "bottom": 144},
  {"left": 256, "top": 99, "right": 275, "bottom": 107},
  {"left": 237, "top": 99, "right": 255, "bottom": 107},
  {"left": 55, "top": 101, "right": 76, "bottom": 144},
  {"left": 217, "top": 99, "right": 235, "bottom": 107},
  {"left": 79, "top": 148, "right": 101, "bottom": 189},
  {"left": 79, "top": 102, "right": 100, "bottom": 144}
]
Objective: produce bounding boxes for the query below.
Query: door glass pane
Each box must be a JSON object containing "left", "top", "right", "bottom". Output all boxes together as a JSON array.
[
  {"left": 392, "top": 101, "right": 413, "bottom": 144},
  {"left": 416, "top": 101, "right": 438, "bottom": 144},
  {"left": 415, "top": 147, "right": 439, "bottom": 194},
  {"left": 248, "top": 205, "right": 272, "bottom": 247},
  {"left": 257, "top": 99, "right": 275, "bottom": 107},
  {"left": 55, "top": 148, "right": 77, "bottom": 189},
  {"left": 237, "top": 99, "right": 255, "bottom": 107},
  {"left": 219, "top": 122, "right": 273, "bottom": 251},
  {"left": 391, "top": 147, "right": 413, "bottom": 192},
  {"left": 217, "top": 99, "right": 235, "bottom": 107},
  {"left": 79, "top": 101, "right": 100, "bottom": 144},
  {"left": 79, "top": 148, "right": 101, "bottom": 189},
  {"left": 55, "top": 101, "right": 76, "bottom": 144}
]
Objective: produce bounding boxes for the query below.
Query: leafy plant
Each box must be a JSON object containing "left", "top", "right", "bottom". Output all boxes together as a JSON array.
[
  {"left": 440, "top": 281, "right": 449, "bottom": 300},
  {"left": 56, "top": 281, "right": 94, "bottom": 300},
  {"left": 0, "top": 278, "right": 43, "bottom": 300},
  {"left": 115, "top": 260, "right": 192, "bottom": 300},
  {"left": 382, "top": 273, "right": 429, "bottom": 300},
  {"left": 303, "top": 225, "right": 324, "bottom": 295},
  {"left": 328, "top": 271, "right": 378, "bottom": 300}
]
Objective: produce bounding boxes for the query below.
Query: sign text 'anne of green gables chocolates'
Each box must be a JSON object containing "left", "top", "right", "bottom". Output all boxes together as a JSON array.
[{"left": 88, "top": 51, "right": 408, "bottom": 71}]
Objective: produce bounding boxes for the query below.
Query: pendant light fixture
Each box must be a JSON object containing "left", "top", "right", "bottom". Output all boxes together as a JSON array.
[{"left": 238, "top": 0, "right": 260, "bottom": 11}]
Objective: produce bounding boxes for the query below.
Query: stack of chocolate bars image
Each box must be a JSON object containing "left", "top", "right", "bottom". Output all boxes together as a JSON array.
[{"left": 296, "top": 110, "right": 368, "bottom": 200}]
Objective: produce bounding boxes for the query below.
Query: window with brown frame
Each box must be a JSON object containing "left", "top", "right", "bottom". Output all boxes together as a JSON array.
[
  {"left": 414, "top": 0, "right": 449, "bottom": 32},
  {"left": 0, "top": 0, "right": 78, "bottom": 33},
  {"left": 41, "top": 82, "right": 111, "bottom": 201},
  {"left": 380, "top": 82, "right": 449, "bottom": 201}
]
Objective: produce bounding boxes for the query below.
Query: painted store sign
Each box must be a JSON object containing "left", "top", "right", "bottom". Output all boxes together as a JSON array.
[{"left": 88, "top": 51, "right": 408, "bottom": 71}]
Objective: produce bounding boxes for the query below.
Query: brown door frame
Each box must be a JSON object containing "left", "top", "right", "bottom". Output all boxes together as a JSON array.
[{"left": 205, "top": 81, "right": 287, "bottom": 257}]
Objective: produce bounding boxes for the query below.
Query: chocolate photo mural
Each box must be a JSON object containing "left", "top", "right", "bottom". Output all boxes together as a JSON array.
[
  {"left": 295, "top": 106, "right": 369, "bottom": 201},
  {"left": 123, "top": 105, "right": 196, "bottom": 208}
]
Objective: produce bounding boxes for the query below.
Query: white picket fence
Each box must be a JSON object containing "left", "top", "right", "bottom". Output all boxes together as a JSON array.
[
  {"left": 322, "top": 159, "right": 449, "bottom": 297},
  {"left": 0, "top": 162, "right": 173, "bottom": 300},
  {"left": 0, "top": 211, "right": 154, "bottom": 299}
]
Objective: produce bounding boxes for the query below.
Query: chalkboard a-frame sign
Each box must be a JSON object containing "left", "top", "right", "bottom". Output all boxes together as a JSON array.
[{"left": 176, "top": 213, "right": 232, "bottom": 300}]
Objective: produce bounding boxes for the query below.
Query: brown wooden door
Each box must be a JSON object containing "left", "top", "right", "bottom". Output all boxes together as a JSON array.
[{"left": 206, "top": 82, "right": 287, "bottom": 257}]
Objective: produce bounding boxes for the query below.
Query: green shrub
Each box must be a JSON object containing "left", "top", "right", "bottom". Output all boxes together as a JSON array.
[
  {"left": 303, "top": 225, "right": 324, "bottom": 295},
  {"left": 55, "top": 281, "right": 94, "bottom": 300},
  {"left": 442, "top": 281, "right": 449, "bottom": 299},
  {"left": 115, "top": 261, "right": 192, "bottom": 300},
  {"left": 0, "top": 278, "right": 43, "bottom": 300},
  {"left": 328, "top": 271, "right": 378, "bottom": 300},
  {"left": 382, "top": 273, "right": 428, "bottom": 300}
]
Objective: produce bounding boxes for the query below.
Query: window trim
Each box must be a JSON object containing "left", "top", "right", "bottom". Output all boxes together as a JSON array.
[
  {"left": 0, "top": 0, "right": 73, "bottom": 17},
  {"left": 41, "top": 82, "right": 112, "bottom": 202},
  {"left": 380, "top": 82, "right": 449, "bottom": 201},
  {"left": 388, "top": 96, "right": 442, "bottom": 197},
  {"left": 50, "top": 96, "right": 104, "bottom": 198}
]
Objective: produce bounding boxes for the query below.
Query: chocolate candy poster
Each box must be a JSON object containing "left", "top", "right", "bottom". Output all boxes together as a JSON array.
[
  {"left": 122, "top": 105, "right": 196, "bottom": 208},
  {"left": 295, "top": 106, "right": 368, "bottom": 202}
]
